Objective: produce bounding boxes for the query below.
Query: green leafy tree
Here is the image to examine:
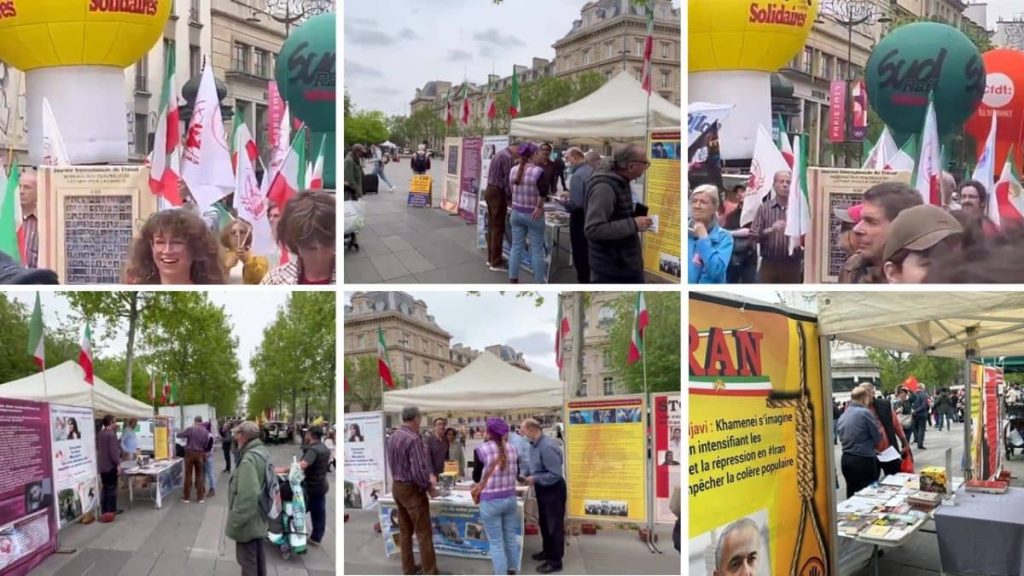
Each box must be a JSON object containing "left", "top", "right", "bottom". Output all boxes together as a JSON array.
[
  {"left": 0, "top": 295, "right": 79, "bottom": 384},
  {"left": 345, "top": 109, "right": 390, "bottom": 148},
  {"left": 491, "top": 73, "right": 607, "bottom": 134},
  {"left": 865, "top": 348, "right": 962, "bottom": 392},
  {"left": 343, "top": 356, "right": 409, "bottom": 413},
  {"left": 606, "top": 292, "right": 680, "bottom": 394}
]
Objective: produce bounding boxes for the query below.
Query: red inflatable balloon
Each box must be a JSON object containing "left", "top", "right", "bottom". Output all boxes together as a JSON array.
[{"left": 965, "top": 49, "right": 1024, "bottom": 172}]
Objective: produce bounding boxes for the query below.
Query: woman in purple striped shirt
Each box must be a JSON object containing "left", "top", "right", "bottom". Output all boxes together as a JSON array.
[
  {"left": 473, "top": 417, "right": 521, "bottom": 574},
  {"left": 506, "top": 142, "right": 548, "bottom": 284}
]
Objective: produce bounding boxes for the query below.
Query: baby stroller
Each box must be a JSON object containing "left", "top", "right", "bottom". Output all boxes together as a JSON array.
[{"left": 268, "top": 459, "right": 307, "bottom": 560}]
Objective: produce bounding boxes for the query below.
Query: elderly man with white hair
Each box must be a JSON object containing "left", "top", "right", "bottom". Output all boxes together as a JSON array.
[
  {"left": 688, "top": 184, "right": 733, "bottom": 284},
  {"left": 225, "top": 421, "right": 271, "bottom": 576}
]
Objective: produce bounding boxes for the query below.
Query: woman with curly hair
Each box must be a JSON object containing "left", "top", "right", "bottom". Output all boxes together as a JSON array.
[
  {"left": 262, "top": 190, "right": 335, "bottom": 284},
  {"left": 123, "top": 209, "right": 225, "bottom": 284}
]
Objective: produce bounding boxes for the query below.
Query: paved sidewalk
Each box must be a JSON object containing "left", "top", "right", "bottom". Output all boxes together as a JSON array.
[
  {"left": 34, "top": 442, "right": 336, "bottom": 576},
  {"left": 344, "top": 507, "right": 680, "bottom": 575},
  {"left": 344, "top": 158, "right": 578, "bottom": 284}
]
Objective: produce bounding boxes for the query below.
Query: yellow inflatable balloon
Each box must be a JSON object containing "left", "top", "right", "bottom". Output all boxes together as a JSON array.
[
  {"left": 690, "top": 0, "right": 819, "bottom": 73},
  {"left": 0, "top": 0, "right": 172, "bottom": 70}
]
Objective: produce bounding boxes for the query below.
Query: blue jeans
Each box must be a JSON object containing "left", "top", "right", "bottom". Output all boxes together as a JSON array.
[
  {"left": 204, "top": 456, "right": 216, "bottom": 492},
  {"left": 479, "top": 495, "right": 521, "bottom": 574},
  {"left": 374, "top": 164, "right": 393, "bottom": 189},
  {"left": 509, "top": 210, "right": 547, "bottom": 283}
]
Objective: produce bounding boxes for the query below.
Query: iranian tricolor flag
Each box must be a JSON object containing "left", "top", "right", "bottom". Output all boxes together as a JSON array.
[
  {"left": 306, "top": 135, "right": 326, "bottom": 190},
  {"left": 445, "top": 90, "right": 454, "bottom": 126},
  {"left": 913, "top": 92, "right": 942, "bottom": 206},
  {"left": 149, "top": 47, "right": 182, "bottom": 206},
  {"left": 555, "top": 298, "right": 569, "bottom": 371},
  {"left": 461, "top": 84, "right": 471, "bottom": 126},
  {"left": 267, "top": 128, "right": 307, "bottom": 209},
  {"left": 79, "top": 322, "right": 94, "bottom": 385},
  {"left": 996, "top": 146, "right": 1024, "bottom": 222},
  {"left": 640, "top": 2, "right": 654, "bottom": 95},
  {"left": 0, "top": 158, "right": 23, "bottom": 264},
  {"left": 232, "top": 123, "right": 275, "bottom": 258},
  {"left": 169, "top": 379, "right": 177, "bottom": 405},
  {"left": 785, "top": 133, "right": 811, "bottom": 255},
  {"left": 776, "top": 115, "right": 794, "bottom": 168},
  {"left": 261, "top": 104, "right": 291, "bottom": 199},
  {"left": 627, "top": 292, "right": 648, "bottom": 365},
  {"left": 27, "top": 293, "right": 44, "bottom": 370},
  {"left": 230, "top": 113, "right": 258, "bottom": 173},
  {"left": 508, "top": 70, "right": 520, "bottom": 118},
  {"left": 378, "top": 326, "right": 394, "bottom": 389},
  {"left": 484, "top": 82, "right": 497, "bottom": 120}
]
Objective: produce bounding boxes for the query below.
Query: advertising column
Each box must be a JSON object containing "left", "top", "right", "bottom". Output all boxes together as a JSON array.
[
  {"left": 643, "top": 130, "right": 681, "bottom": 282},
  {"left": 653, "top": 393, "right": 681, "bottom": 523},
  {"left": 566, "top": 396, "right": 647, "bottom": 523},
  {"left": 0, "top": 398, "right": 57, "bottom": 576},
  {"left": 689, "top": 293, "right": 835, "bottom": 576},
  {"left": 50, "top": 404, "right": 98, "bottom": 529},
  {"left": 344, "top": 412, "right": 385, "bottom": 510}
]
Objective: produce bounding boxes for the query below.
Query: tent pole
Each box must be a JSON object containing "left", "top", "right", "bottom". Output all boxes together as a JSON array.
[{"left": 963, "top": 326, "right": 977, "bottom": 481}]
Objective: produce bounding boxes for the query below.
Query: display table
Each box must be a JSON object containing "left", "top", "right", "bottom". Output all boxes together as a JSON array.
[
  {"left": 121, "top": 458, "right": 184, "bottom": 509},
  {"left": 479, "top": 199, "right": 572, "bottom": 282},
  {"left": 935, "top": 486, "right": 1024, "bottom": 576},
  {"left": 378, "top": 484, "right": 526, "bottom": 562}
]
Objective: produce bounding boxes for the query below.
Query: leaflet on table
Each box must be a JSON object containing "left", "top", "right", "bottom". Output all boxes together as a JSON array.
[
  {"left": 344, "top": 411, "right": 385, "bottom": 510},
  {"left": 50, "top": 404, "right": 98, "bottom": 529},
  {"left": 378, "top": 499, "right": 524, "bottom": 559},
  {"left": 566, "top": 395, "right": 647, "bottom": 523},
  {"left": 689, "top": 295, "right": 835, "bottom": 576},
  {"left": 0, "top": 399, "right": 58, "bottom": 576}
]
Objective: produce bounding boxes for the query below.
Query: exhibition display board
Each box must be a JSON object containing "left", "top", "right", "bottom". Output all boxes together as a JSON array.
[
  {"left": 122, "top": 458, "right": 184, "bottom": 510},
  {"left": 689, "top": 293, "right": 835, "bottom": 576},
  {"left": 407, "top": 175, "right": 433, "bottom": 208},
  {"left": 37, "top": 165, "right": 158, "bottom": 284},
  {"left": 378, "top": 490, "right": 524, "bottom": 561},
  {"left": 457, "top": 137, "right": 482, "bottom": 224},
  {"left": 344, "top": 411, "right": 385, "bottom": 510},
  {"left": 565, "top": 395, "right": 647, "bottom": 523},
  {"left": 643, "top": 130, "right": 682, "bottom": 282},
  {"left": 653, "top": 392, "right": 681, "bottom": 524},
  {"left": 476, "top": 135, "right": 511, "bottom": 251},
  {"left": 0, "top": 398, "right": 57, "bottom": 576},
  {"left": 50, "top": 403, "right": 97, "bottom": 530},
  {"left": 805, "top": 168, "right": 912, "bottom": 283},
  {"left": 441, "top": 137, "right": 462, "bottom": 214},
  {"left": 970, "top": 363, "right": 1004, "bottom": 481},
  {"left": 153, "top": 416, "right": 172, "bottom": 462}
]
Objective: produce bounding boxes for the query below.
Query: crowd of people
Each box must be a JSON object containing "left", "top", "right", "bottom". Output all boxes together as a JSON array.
[
  {"left": 835, "top": 383, "right": 965, "bottom": 498},
  {"left": 3, "top": 166, "right": 336, "bottom": 285},
  {"left": 345, "top": 140, "right": 655, "bottom": 284},
  {"left": 688, "top": 169, "right": 1024, "bottom": 284}
]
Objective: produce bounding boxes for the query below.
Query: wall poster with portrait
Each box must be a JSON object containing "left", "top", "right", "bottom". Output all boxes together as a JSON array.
[{"left": 49, "top": 403, "right": 97, "bottom": 530}]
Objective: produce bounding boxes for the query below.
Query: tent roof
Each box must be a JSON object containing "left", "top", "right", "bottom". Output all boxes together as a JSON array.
[
  {"left": 509, "top": 72, "right": 681, "bottom": 140},
  {"left": 382, "top": 352, "right": 563, "bottom": 413},
  {"left": 0, "top": 360, "right": 153, "bottom": 419},
  {"left": 817, "top": 292, "right": 1024, "bottom": 358}
]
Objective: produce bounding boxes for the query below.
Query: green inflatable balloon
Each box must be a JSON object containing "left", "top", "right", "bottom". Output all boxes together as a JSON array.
[
  {"left": 276, "top": 12, "right": 336, "bottom": 189},
  {"left": 865, "top": 22, "right": 985, "bottom": 136}
]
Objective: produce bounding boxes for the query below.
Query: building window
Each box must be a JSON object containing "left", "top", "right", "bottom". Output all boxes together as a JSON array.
[
  {"left": 803, "top": 47, "right": 813, "bottom": 75},
  {"left": 422, "top": 337, "right": 429, "bottom": 352},
  {"left": 233, "top": 42, "right": 251, "bottom": 73},
  {"left": 134, "top": 114, "right": 148, "bottom": 155},
  {"left": 134, "top": 58, "right": 148, "bottom": 92},
  {"left": 424, "top": 359, "right": 431, "bottom": 375},
  {"left": 424, "top": 376, "right": 433, "bottom": 384},
  {"left": 255, "top": 48, "right": 269, "bottom": 78},
  {"left": 190, "top": 45, "right": 202, "bottom": 77},
  {"left": 838, "top": 60, "right": 848, "bottom": 81},
  {"left": 604, "top": 43, "right": 613, "bottom": 59},
  {"left": 357, "top": 333, "right": 366, "bottom": 349},
  {"left": 603, "top": 377, "right": 614, "bottom": 396},
  {"left": 602, "top": 349, "right": 611, "bottom": 368},
  {"left": 822, "top": 53, "right": 833, "bottom": 80},
  {"left": 660, "top": 71, "right": 670, "bottom": 89},
  {"left": 583, "top": 49, "right": 591, "bottom": 65},
  {"left": 661, "top": 42, "right": 671, "bottom": 59},
  {"left": 439, "top": 363, "right": 446, "bottom": 376},
  {"left": 189, "top": 0, "right": 201, "bottom": 22},
  {"left": 403, "top": 357, "right": 413, "bottom": 374}
]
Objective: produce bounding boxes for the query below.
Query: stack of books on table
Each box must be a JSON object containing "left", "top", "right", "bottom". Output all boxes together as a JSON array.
[
  {"left": 857, "top": 512, "right": 928, "bottom": 542},
  {"left": 906, "top": 490, "right": 943, "bottom": 510}
]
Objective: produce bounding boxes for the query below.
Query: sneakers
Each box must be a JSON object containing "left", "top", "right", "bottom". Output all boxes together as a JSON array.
[
  {"left": 488, "top": 261, "right": 509, "bottom": 272},
  {"left": 199, "top": 499, "right": 205, "bottom": 504},
  {"left": 181, "top": 499, "right": 190, "bottom": 504}
]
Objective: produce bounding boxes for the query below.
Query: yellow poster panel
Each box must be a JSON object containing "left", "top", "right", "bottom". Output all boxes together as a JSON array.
[
  {"left": 689, "top": 294, "right": 834, "bottom": 576},
  {"left": 441, "top": 137, "right": 462, "bottom": 214},
  {"left": 153, "top": 417, "right": 169, "bottom": 461},
  {"left": 566, "top": 396, "right": 647, "bottom": 523},
  {"left": 970, "top": 362, "right": 984, "bottom": 479},
  {"left": 643, "top": 130, "right": 681, "bottom": 283}
]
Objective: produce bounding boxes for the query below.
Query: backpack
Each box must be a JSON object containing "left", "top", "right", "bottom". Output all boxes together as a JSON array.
[
  {"left": 411, "top": 153, "right": 428, "bottom": 172},
  {"left": 250, "top": 448, "right": 282, "bottom": 520}
]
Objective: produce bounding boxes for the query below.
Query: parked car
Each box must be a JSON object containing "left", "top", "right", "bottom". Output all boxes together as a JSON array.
[{"left": 262, "top": 421, "right": 294, "bottom": 445}]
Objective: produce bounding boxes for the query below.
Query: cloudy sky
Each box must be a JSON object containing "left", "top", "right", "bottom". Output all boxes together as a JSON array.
[
  {"left": 345, "top": 291, "right": 561, "bottom": 379},
  {"left": 344, "top": 0, "right": 633, "bottom": 116},
  {"left": 985, "top": 0, "right": 1022, "bottom": 27},
  {"left": 9, "top": 291, "right": 297, "bottom": 383}
]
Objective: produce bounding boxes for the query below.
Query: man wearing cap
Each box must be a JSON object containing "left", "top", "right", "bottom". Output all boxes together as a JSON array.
[
  {"left": 882, "top": 204, "right": 963, "bottom": 283},
  {"left": 226, "top": 421, "right": 270, "bottom": 576},
  {"left": 750, "top": 170, "right": 802, "bottom": 283},
  {"left": 842, "top": 181, "right": 923, "bottom": 283}
]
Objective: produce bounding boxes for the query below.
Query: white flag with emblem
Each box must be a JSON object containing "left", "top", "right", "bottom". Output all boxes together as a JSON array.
[
  {"left": 181, "top": 60, "right": 234, "bottom": 211},
  {"left": 232, "top": 123, "right": 275, "bottom": 258}
]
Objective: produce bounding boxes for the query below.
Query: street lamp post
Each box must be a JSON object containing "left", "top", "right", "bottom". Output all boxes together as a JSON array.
[{"left": 264, "top": 0, "right": 334, "bottom": 36}]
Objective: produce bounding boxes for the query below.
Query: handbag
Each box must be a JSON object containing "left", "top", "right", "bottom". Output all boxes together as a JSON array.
[
  {"left": 900, "top": 447, "right": 915, "bottom": 474},
  {"left": 471, "top": 460, "right": 496, "bottom": 505}
]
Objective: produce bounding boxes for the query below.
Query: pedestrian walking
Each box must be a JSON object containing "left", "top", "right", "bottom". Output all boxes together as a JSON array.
[
  {"left": 226, "top": 421, "right": 270, "bottom": 576},
  {"left": 386, "top": 406, "right": 441, "bottom": 575},
  {"left": 204, "top": 421, "right": 218, "bottom": 497},
  {"left": 221, "top": 419, "right": 234, "bottom": 473},
  {"left": 369, "top": 144, "right": 396, "bottom": 192},
  {"left": 912, "top": 387, "right": 930, "bottom": 449},
  {"left": 178, "top": 415, "right": 212, "bottom": 503},
  {"left": 411, "top": 144, "right": 431, "bottom": 175}
]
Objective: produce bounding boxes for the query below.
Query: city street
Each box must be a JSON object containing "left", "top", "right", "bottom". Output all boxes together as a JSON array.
[
  {"left": 345, "top": 157, "right": 577, "bottom": 284},
  {"left": 32, "top": 442, "right": 336, "bottom": 576},
  {"left": 344, "top": 508, "right": 680, "bottom": 575}
]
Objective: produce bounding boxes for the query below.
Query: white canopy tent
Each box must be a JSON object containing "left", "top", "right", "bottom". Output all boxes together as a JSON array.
[
  {"left": 509, "top": 71, "right": 681, "bottom": 141},
  {"left": 817, "top": 292, "right": 1024, "bottom": 480},
  {"left": 382, "top": 352, "right": 562, "bottom": 413},
  {"left": 0, "top": 360, "right": 153, "bottom": 419}
]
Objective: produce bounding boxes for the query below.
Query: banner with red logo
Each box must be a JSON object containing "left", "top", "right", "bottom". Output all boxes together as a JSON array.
[
  {"left": 850, "top": 80, "right": 868, "bottom": 141},
  {"left": 653, "top": 392, "right": 681, "bottom": 524},
  {"left": 970, "top": 363, "right": 1004, "bottom": 481},
  {"left": 829, "top": 80, "right": 848, "bottom": 143}
]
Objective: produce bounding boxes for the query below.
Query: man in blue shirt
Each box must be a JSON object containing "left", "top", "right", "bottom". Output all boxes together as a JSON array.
[
  {"left": 510, "top": 425, "right": 532, "bottom": 479},
  {"left": 521, "top": 418, "right": 565, "bottom": 574},
  {"left": 563, "top": 148, "right": 596, "bottom": 283},
  {"left": 120, "top": 418, "right": 139, "bottom": 460},
  {"left": 837, "top": 385, "right": 881, "bottom": 498}
]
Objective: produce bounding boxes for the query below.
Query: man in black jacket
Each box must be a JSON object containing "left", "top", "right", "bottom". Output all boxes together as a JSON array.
[
  {"left": 583, "top": 144, "right": 653, "bottom": 283},
  {"left": 912, "top": 387, "right": 930, "bottom": 450}
]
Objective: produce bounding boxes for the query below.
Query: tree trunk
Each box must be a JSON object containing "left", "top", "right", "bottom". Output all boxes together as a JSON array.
[{"left": 125, "top": 292, "right": 139, "bottom": 397}]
